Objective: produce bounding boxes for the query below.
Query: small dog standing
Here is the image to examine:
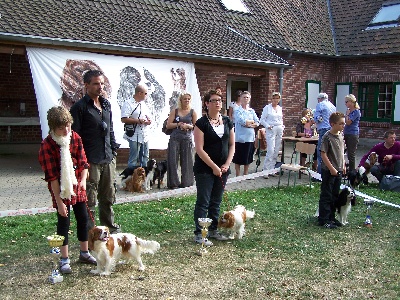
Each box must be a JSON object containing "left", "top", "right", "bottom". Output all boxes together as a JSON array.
[
  {"left": 88, "top": 226, "right": 160, "bottom": 276},
  {"left": 124, "top": 167, "right": 146, "bottom": 193},
  {"left": 218, "top": 205, "right": 255, "bottom": 239},
  {"left": 334, "top": 186, "right": 356, "bottom": 225}
]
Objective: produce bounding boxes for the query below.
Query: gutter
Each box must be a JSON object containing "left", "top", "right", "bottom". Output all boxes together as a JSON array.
[{"left": 0, "top": 33, "right": 292, "bottom": 69}]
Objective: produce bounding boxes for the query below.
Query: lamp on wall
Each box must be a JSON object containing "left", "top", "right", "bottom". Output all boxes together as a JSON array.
[{"left": 20, "top": 102, "right": 26, "bottom": 116}]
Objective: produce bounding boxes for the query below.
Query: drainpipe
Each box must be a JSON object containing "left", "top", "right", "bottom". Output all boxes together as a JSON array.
[{"left": 279, "top": 67, "right": 284, "bottom": 106}]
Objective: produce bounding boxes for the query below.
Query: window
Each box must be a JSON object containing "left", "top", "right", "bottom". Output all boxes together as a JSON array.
[
  {"left": 359, "top": 83, "right": 393, "bottom": 121},
  {"left": 219, "top": 0, "right": 249, "bottom": 13},
  {"left": 367, "top": 2, "right": 400, "bottom": 29},
  {"left": 305, "top": 80, "right": 321, "bottom": 110}
]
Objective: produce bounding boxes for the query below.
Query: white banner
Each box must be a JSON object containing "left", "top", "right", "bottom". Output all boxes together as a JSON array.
[{"left": 26, "top": 47, "right": 201, "bottom": 149}]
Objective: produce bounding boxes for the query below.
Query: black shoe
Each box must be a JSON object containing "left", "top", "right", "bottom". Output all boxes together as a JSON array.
[
  {"left": 311, "top": 178, "right": 321, "bottom": 182},
  {"left": 109, "top": 224, "right": 121, "bottom": 234},
  {"left": 331, "top": 219, "right": 343, "bottom": 227},
  {"left": 323, "top": 223, "right": 337, "bottom": 229}
]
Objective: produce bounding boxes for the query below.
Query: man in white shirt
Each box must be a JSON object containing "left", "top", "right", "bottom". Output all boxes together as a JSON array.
[{"left": 121, "top": 85, "right": 152, "bottom": 168}]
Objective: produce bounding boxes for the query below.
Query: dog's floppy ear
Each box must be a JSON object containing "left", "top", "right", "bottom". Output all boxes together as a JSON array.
[{"left": 88, "top": 227, "right": 96, "bottom": 251}]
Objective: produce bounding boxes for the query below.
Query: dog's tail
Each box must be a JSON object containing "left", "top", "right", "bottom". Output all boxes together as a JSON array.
[
  {"left": 135, "top": 237, "right": 160, "bottom": 254},
  {"left": 246, "top": 210, "right": 255, "bottom": 219}
]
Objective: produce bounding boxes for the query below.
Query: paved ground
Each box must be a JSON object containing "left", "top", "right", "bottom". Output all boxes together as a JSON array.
[{"left": 0, "top": 139, "right": 380, "bottom": 216}]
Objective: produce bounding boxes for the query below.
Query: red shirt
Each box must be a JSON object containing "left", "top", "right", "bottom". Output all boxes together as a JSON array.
[{"left": 39, "top": 131, "right": 89, "bottom": 208}]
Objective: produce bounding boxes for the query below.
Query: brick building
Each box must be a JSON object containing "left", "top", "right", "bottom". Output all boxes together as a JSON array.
[{"left": 1, "top": 0, "right": 400, "bottom": 153}]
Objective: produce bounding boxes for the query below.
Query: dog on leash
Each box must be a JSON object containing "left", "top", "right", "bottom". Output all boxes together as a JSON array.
[
  {"left": 347, "top": 152, "right": 379, "bottom": 188},
  {"left": 334, "top": 186, "right": 356, "bottom": 225},
  {"left": 218, "top": 205, "right": 255, "bottom": 239},
  {"left": 88, "top": 226, "right": 160, "bottom": 276},
  {"left": 120, "top": 159, "right": 157, "bottom": 191},
  {"left": 153, "top": 160, "right": 167, "bottom": 189},
  {"left": 124, "top": 167, "right": 146, "bottom": 193}
]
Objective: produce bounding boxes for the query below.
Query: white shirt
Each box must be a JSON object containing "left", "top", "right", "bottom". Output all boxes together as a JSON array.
[
  {"left": 121, "top": 99, "right": 152, "bottom": 143},
  {"left": 260, "top": 104, "right": 283, "bottom": 128}
]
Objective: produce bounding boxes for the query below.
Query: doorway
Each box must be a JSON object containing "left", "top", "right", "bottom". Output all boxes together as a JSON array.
[{"left": 226, "top": 77, "right": 251, "bottom": 110}]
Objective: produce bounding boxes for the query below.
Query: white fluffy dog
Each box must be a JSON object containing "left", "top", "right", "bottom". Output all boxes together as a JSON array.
[
  {"left": 88, "top": 226, "right": 160, "bottom": 276},
  {"left": 218, "top": 205, "right": 255, "bottom": 239}
]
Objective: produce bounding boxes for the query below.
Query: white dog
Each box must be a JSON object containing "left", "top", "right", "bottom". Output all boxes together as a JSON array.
[
  {"left": 88, "top": 226, "right": 160, "bottom": 276},
  {"left": 218, "top": 205, "right": 255, "bottom": 239}
]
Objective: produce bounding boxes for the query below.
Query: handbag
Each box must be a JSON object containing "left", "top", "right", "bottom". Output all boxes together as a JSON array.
[
  {"left": 125, "top": 103, "right": 141, "bottom": 137},
  {"left": 379, "top": 175, "right": 400, "bottom": 192},
  {"left": 162, "top": 109, "right": 178, "bottom": 135}
]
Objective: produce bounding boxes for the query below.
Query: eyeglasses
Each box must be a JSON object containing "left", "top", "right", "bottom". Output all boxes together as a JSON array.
[{"left": 209, "top": 99, "right": 223, "bottom": 103}]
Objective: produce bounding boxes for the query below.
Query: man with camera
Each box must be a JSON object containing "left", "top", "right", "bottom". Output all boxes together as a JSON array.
[
  {"left": 70, "top": 69, "right": 121, "bottom": 233},
  {"left": 121, "top": 84, "right": 152, "bottom": 168}
]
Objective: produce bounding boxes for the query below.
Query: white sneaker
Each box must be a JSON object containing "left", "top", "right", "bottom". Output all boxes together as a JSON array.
[
  {"left": 207, "top": 230, "right": 229, "bottom": 241},
  {"left": 194, "top": 234, "right": 213, "bottom": 246}
]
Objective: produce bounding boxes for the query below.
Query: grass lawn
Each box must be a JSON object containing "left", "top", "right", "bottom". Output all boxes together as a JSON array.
[{"left": 0, "top": 183, "right": 399, "bottom": 299}]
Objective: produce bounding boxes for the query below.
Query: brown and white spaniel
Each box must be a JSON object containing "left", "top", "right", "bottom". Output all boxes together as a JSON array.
[
  {"left": 88, "top": 226, "right": 160, "bottom": 276},
  {"left": 218, "top": 205, "right": 255, "bottom": 239},
  {"left": 124, "top": 167, "right": 146, "bottom": 193}
]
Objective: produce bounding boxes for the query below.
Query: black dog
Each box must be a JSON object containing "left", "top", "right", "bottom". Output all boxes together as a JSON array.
[
  {"left": 120, "top": 159, "right": 157, "bottom": 190},
  {"left": 334, "top": 187, "right": 356, "bottom": 225},
  {"left": 153, "top": 160, "right": 167, "bottom": 189}
]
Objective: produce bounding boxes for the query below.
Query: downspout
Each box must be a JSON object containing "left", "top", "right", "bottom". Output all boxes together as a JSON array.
[{"left": 279, "top": 67, "right": 284, "bottom": 106}]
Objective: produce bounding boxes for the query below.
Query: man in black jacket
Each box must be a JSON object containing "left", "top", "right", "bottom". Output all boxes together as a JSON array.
[{"left": 70, "top": 69, "right": 120, "bottom": 233}]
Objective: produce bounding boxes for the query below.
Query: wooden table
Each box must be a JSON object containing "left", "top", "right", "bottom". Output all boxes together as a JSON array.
[{"left": 281, "top": 136, "right": 319, "bottom": 163}]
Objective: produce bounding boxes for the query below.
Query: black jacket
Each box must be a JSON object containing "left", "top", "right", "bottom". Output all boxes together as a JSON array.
[{"left": 70, "top": 94, "right": 119, "bottom": 164}]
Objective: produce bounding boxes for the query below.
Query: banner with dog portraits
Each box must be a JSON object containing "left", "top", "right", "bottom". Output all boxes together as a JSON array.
[{"left": 26, "top": 47, "right": 201, "bottom": 149}]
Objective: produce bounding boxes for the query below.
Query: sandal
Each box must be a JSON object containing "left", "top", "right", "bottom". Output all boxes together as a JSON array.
[
  {"left": 59, "top": 262, "right": 72, "bottom": 274},
  {"left": 79, "top": 253, "right": 97, "bottom": 265}
]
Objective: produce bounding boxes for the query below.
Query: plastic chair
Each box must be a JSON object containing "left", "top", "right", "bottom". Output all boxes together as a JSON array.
[{"left": 278, "top": 141, "right": 316, "bottom": 188}]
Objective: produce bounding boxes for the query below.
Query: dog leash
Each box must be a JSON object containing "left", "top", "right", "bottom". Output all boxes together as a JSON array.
[
  {"left": 85, "top": 201, "right": 95, "bottom": 225},
  {"left": 220, "top": 175, "right": 232, "bottom": 211}
]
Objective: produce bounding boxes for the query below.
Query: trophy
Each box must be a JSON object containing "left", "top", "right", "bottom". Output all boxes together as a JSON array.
[
  {"left": 364, "top": 199, "right": 374, "bottom": 228},
  {"left": 47, "top": 234, "right": 65, "bottom": 284},
  {"left": 197, "top": 217, "right": 212, "bottom": 256}
]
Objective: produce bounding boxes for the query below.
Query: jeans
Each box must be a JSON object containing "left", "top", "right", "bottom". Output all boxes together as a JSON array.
[
  {"left": 128, "top": 138, "right": 149, "bottom": 168},
  {"left": 371, "top": 160, "right": 400, "bottom": 182},
  {"left": 318, "top": 168, "right": 341, "bottom": 225},
  {"left": 317, "top": 128, "right": 330, "bottom": 173},
  {"left": 193, "top": 172, "right": 229, "bottom": 234}
]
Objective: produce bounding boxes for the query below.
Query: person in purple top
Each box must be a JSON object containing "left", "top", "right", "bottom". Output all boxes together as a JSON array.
[{"left": 358, "top": 130, "right": 400, "bottom": 182}]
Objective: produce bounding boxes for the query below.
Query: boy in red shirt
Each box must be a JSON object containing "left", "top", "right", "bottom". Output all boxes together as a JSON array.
[{"left": 39, "top": 106, "right": 96, "bottom": 274}]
